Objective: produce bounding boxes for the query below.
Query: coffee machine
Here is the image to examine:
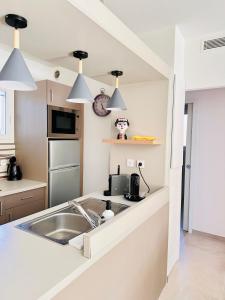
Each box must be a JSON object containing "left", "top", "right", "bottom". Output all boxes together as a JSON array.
[
  {"left": 124, "top": 173, "right": 145, "bottom": 201},
  {"left": 7, "top": 156, "right": 22, "bottom": 181}
]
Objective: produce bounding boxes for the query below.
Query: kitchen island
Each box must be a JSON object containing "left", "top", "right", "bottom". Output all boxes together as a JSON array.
[{"left": 0, "top": 187, "right": 168, "bottom": 300}]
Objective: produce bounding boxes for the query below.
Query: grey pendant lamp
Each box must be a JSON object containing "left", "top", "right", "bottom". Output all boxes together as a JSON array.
[
  {"left": 0, "top": 14, "right": 37, "bottom": 91},
  {"left": 106, "top": 70, "right": 127, "bottom": 111},
  {"left": 67, "top": 50, "right": 93, "bottom": 103}
]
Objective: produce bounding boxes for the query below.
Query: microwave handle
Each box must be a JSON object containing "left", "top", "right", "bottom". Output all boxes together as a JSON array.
[{"left": 50, "top": 89, "right": 53, "bottom": 103}]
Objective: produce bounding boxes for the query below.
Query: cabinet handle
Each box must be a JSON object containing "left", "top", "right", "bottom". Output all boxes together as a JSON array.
[
  {"left": 50, "top": 89, "right": 53, "bottom": 102},
  {"left": 8, "top": 212, "right": 12, "bottom": 223},
  {"left": 0, "top": 201, "right": 3, "bottom": 216},
  {"left": 20, "top": 196, "right": 33, "bottom": 201}
]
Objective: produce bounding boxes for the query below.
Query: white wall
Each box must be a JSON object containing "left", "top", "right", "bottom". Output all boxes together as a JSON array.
[
  {"left": 186, "top": 88, "right": 225, "bottom": 238},
  {"left": 166, "top": 27, "right": 185, "bottom": 274},
  {"left": 109, "top": 80, "right": 169, "bottom": 191},
  {"left": 140, "top": 26, "right": 175, "bottom": 67},
  {"left": 0, "top": 44, "right": 113, "bottom": 193},
  {"left": 82, "top": 84, "right": 112, "bottom": 195},
  {"left": 185, "top": 33, "right": 225, "bottom": 91},
  {"left": 136, "top": 26, "right": 186, "bottom": 274}
]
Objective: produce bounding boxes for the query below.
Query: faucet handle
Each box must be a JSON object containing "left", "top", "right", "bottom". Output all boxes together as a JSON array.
[
  {"left": 87, "top": 209, "right": 102, "bottom": 226},
  {"left": 68, "top": 200, "right": 79, "bottom": 206}
]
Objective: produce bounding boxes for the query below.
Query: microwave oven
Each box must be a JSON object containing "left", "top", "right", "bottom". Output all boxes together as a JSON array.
[{"left": 47, "top": 105, "right": 80, "bottom": 139}]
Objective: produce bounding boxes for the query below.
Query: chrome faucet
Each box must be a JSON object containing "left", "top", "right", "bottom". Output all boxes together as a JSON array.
[{"left": 69, "top": 200, "right": 99, "bottom": 229}]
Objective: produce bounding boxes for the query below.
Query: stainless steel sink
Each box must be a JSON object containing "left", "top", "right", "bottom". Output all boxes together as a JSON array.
[
  {"left": 17, "top": 198, "right": 129, "bottom": 245},
  {"left": 79, "top": 198, "right": 129, "bottom": 216}
]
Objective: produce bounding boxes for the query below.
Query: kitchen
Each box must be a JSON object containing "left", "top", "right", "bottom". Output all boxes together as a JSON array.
[{"left": 0, "top": 1, "right": 177, "bottom": 300}]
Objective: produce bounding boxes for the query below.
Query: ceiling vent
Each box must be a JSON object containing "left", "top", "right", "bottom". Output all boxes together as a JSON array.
[{"left": 203, "top": 36, "right": 225, "bottom": 50}]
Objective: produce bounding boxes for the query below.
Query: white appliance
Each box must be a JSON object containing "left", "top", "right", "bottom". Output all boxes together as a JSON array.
[{"left": 48, "top": 140, "right": 80, "bottom": 207}]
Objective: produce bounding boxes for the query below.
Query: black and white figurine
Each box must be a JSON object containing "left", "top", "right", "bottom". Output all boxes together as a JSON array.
[{"left": 115, "top": 118, "right": 129, "bottom": 140}]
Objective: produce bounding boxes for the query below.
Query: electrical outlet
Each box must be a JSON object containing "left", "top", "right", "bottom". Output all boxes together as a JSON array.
[
  {"left": 127, "top": 158, "right": 135, "bottom": 168},
  {"left": 137, "top": 160, "right": 145, "bottom": 168}
]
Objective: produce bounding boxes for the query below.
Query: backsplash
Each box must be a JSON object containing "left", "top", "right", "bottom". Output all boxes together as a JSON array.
[{"left": 0, "top": 144, "right": 15, "bottom": 178}]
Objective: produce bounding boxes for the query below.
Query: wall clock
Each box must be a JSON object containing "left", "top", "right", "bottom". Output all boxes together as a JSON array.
[{"left": 93, "top": 89, "right": 111, "bottom": 117}]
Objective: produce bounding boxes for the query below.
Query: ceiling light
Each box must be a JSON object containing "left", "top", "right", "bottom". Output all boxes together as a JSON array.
[
  {"left": 0, "top": 14, "right": 37, "bottom": 91},
  {"left": 106, "top": 71, "right": 127, "bottom": 111},
  {"left": 67, "top": 50, "right": 92, "bottom": 103}
]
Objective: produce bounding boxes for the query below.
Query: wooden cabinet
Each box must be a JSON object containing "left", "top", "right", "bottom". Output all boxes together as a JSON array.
[
  {"left": 46, "top": 80, "right": 81, "bottom": 110},
  {"left": 0, "top": 188, "right": 45, "bottom": 225},
  {"left": 0, "top": 211, "right": 10, "bottom": 225}
]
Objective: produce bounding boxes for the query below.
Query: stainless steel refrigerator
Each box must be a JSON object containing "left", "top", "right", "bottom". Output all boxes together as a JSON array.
[{"left": 48, "top": 140, "right": 80, "bottom": 207}]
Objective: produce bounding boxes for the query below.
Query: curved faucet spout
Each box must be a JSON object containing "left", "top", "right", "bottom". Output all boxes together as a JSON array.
[{"left": 69, "top": 200, "right": 98, "bottom": 229}]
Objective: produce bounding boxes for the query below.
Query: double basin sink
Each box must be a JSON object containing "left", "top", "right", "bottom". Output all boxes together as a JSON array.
[{"left": 17, "top": 198, "right": 129, "bottom": 245}]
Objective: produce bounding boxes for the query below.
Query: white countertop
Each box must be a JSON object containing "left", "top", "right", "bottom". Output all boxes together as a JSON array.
[
  {"left": 0, "top": 187, "right": 168, "bottom": 300},
  {"left": 0, "top": 179, "right": 47, "bottom": 197}
]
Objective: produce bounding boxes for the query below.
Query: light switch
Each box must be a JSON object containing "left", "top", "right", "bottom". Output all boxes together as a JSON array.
[{"left": 127, "top": 158, "right": 135, "bottom": 168}]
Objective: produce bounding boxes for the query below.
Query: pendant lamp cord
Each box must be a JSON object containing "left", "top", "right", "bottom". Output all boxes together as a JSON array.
[
  {"left": 13, "top": 29, "right": 20, "bottom": 49},
  {"left": 78, "top": 59, "right": 83, "bottom": 74},
  {"left": 115, "top": 76, "right": 119, "bottom": 88}
]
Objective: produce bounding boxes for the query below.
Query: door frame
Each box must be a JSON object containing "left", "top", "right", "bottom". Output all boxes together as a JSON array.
[{"left": 183, "top": 103, "right": 193, "bottom": 232}]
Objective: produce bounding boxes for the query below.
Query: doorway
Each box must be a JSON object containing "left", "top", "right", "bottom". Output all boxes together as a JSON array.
[{"left": 181, "top": 103, "right": 193, "bottom": 232}]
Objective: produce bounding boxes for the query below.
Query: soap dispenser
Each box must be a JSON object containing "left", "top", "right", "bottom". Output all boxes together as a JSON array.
[{"left": 102, "top": 200, "right": 115, "bottom": 220}]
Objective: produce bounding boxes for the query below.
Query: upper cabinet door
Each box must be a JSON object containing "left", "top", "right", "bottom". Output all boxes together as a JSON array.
[
  {"left": 0, "top": 90, "right": 14, "bottom": 143},
  {"left": 46, "top": 80, "right": 81, "bottom": 110}
]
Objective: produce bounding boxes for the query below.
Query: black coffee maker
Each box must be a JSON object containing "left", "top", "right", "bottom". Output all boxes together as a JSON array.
[
  {"left": 7, "top": 156, "right": 22, "bottom": 181},
  {"left": 124, "top": 173, "right": 145, "bottom": 201}
]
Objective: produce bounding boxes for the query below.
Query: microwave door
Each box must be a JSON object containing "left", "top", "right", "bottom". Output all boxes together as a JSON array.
[
  {"left": 47, "top": 106, "right": 80, "bottom": 139},
  {"left": 49, "top": 140, "right": 80, "bottom": 170},
  {"left": 52, "top": 110, "right": 75, "bottom": 134}
]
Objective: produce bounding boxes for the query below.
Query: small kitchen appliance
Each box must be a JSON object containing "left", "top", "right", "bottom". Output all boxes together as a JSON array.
[
  {"left": 7, "top": 156, "right": 22, "bottom": 181},
  {"left": 124, "top": 173, "right": 145, "bottom": 202},
  {"left": 104, "top": 165, "right": 130, "bottom": 196},
  {"left": 47, "top": 105, "right": 81, "bottom": 139}
]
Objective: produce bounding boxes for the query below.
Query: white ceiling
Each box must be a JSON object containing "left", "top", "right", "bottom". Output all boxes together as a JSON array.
[
  {"left": 103, "top": 0, "right": 225, "bottom": 39},
  {"left": 0, "top": 0, "right": 165, "bottom": 85}
]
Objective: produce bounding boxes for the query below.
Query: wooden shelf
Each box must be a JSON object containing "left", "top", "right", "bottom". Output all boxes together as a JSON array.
[{"left": 102, "top": 139, "right": 161, "bottom": 145}]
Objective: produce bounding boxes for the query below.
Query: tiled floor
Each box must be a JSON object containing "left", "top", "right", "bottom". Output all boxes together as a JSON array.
[{"left": 159, "top": 231, "right": 225, "bottom": 300}]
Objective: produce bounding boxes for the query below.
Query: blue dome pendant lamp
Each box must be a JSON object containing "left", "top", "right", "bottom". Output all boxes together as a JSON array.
[
  {"left": 106, "top": 70, "right": 127, "bottom": 111},
  {"left": 67, "top": 50, "right": 93, "bottom": 103},
  {"left": 0, "top": 14, "right": 37, "bottom": 91}
]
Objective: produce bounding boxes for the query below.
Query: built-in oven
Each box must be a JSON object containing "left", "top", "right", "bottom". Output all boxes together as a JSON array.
[{"left": 47, "top": 105, "right": 80, "bottom": 139}]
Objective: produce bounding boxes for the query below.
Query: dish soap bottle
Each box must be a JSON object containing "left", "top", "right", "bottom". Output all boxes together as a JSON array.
[{"left": 102, "top": 200, "right": 115, "bottom": 220}]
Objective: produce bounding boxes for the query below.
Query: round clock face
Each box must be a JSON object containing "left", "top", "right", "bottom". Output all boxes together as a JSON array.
[{"left": 93, "top": 93, "right": 111, "bottom": 117}]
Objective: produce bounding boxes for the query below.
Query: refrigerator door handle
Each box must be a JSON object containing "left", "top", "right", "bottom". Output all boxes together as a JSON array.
[{"left": 49, "top": 164, "right": 80, "bottom": 172}]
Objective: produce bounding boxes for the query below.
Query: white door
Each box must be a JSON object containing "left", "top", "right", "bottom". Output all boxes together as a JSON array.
[{"left": 183, "top": 103, "right": 193, "bottom": 231}]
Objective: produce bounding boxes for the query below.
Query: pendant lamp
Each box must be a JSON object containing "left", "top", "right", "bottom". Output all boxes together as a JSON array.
[
  {"left": 67, "top": 50, "right": 92, "bottom": 103},
  {"left": 0, "top": 14, "right": 37, "bottom": 91},
  {"left": 106, "top": 70, "right": 127, "bottom": 111}
]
